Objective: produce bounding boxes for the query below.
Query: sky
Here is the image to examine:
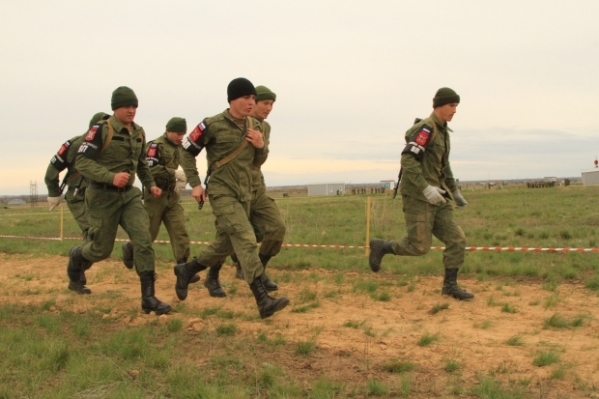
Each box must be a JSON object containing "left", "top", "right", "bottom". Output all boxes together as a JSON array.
[{"left": 1, "top": 0, "right": 598, "bottom": 195}]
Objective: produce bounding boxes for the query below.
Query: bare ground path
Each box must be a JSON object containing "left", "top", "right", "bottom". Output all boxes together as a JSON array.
[{"left": 1, "top": 253, "right": 598, "bottom": 398}]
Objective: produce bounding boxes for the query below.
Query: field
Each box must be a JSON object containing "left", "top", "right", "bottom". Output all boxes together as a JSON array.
[{"left": 1, "top": 185, "right": 599, "bottom": 398}]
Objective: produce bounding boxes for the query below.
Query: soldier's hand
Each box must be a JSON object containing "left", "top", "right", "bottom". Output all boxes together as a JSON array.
[
  {"left": 453, "top": 189, "right": 468, "bottom": 207},
  {"left": 245, "top": 128, "right": 264, "bottom": 149},
  {"left": 47, "top": 196, "right": 61, "bottom": 211},
  {"left": 422, "top": 185, "right": 447, "bottom": 206},
  {"left": 113, "top": 172, "right": 130, "bottom": 187},
  {"left": 191, "top": 184, "right": 206, "bottom": 204},
  {"left": 149, "top": 186, "right": 162, "bottom": 198}
]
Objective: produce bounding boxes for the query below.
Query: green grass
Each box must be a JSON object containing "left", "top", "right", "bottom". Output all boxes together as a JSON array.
[
  {"left": 533, "top": 350, "right": 561, "bottom": 367},
  {"left": 417, "top": 333, "right": 439, "bottom": 347},
  {"left": 505, "top": 334, "right": 525, "bottom": 346},
  {"left": 3, "top": 185, "right": 599, "bottom": 284},
  {"left": 429, "top": 302, "right": 450, "bottom": 314},
  {"left": 381, "top": 359, "right": 416, "bottom": 373},
  {"left": 2, "top": 186, "right": 599, "bottom": 397}
]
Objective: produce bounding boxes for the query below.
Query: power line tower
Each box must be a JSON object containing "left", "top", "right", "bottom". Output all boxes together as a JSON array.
[{"left": 30, "top": 181, "right": 38, "bottom": 208}]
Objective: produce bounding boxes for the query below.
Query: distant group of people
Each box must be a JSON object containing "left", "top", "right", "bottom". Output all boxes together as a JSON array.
[{"left": 45, "top": 81, "right": 472, "bottom": 320}]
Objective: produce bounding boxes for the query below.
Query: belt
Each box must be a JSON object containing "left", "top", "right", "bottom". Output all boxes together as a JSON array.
[{"left": 89, "top": 181, "right": 132, "bottom": 192}]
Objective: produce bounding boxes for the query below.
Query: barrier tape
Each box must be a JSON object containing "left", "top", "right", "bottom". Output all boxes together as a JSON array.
[{"left": 1, "top": 235, "right": 598, "bottom": 253}]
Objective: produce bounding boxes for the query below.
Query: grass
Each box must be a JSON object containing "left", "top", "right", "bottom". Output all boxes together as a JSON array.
[
  {"left": 544, "top": 313, "right": 588, "bottom": 329},
  {"left": 533, "top": 350, "right": 561, "bottom": 367},
  {"left": 505, "top": 334, "right": 525, "bottom": 346},
  {"left": 2, "top": 186, "right": 599, "bottom": 397},
  {"left": 417, "top": 333, "right": 439, "bottom": 347},
  {"left": 381, "top": 359, "right": 416, "bottom": 373},
  {"left": 429, "top": 302, "right": 450, "bottom": 315}
]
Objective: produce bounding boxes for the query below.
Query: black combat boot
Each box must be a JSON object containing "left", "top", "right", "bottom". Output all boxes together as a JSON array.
[
  {"left": 122, "top": 241, "right": 134, "bottom": 269},
  {"left": 442, "top": 268, "right": 474, "bottom": 300},
  {"left": 204, "top": 262, "right": 226, "bottom": 297},
  {"left": 249, "top": 275, "right": 289, "bottom": 319},
  {"left": 231, "top": 253, "right": 244, "bottom": 280},
  {"left": 368, "top": 239, "right": 394, "bottom": 272},
  {"left": 259, "top": 254, "right": 278, "bottom": 291},
  {"left": 173, "top": 258, "right": 207, "bottom": 300},
  {"left": 67, "top": 246, "right": 91, "bottom": 295},
  {"left": 79, "top": 259, "right": 93, "bottom": 286},
  {"left": 140, "top": 271, "right": 171, "bottom": 315},
  {"left": 177, "top": 257, "right": 200, "bottom": 284}
]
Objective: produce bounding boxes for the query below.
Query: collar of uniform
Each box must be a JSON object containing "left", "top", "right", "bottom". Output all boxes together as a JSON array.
[
  {"left": 161, "top": 132, "right": 177, "bottom": 147},
  {"left": 109, "top": 115, "right": 141, "bottom": 134},
  {"left": 429, "top": 112, "right": 453, "bottom": 133},
  {"left": 224, "top": 109, "right": 246, "bottom": 126}
]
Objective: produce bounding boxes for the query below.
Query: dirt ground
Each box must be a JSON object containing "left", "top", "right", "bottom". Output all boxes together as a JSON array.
[{"left": 1, "top": 253, "right": 599, "bottom": 398}]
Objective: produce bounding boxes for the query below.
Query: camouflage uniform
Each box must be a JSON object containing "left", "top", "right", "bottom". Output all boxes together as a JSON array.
[
  {"left": 75, "top": 116, "right": 156, "bottom": 271},
  {"left": 179, "top": 110, "right": 268, "bottom": 282},
  {"left": 394, "top": 112, "right": 466, "bottom": 268},
  {"left": 66, "top": 87, "right": 170, "bottom": 315},
  {"left": 140, "top": 133, "right": 190, "bottom": 263},
  {"left": 369, "top": 95, "right": 473, "bottom": 300},
  {"left": 231, "top": 119, "right": 285, "bottom": 289},
  {"left": 45, "top": 134, "right": 90, "bottom": 236}
]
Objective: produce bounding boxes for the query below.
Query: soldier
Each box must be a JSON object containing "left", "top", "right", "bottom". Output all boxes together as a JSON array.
[
  {"left": 369, "top": 87, "right": 473, "bottom": 300},
  {"left": 45, "top": 111, "right": 109, "bottom": 289},
  {"left": 225, "top": 86, "right": 284, "bottom": 295},
  {"left": 68, "top": 86, "right": 171, "bottom": 315},
  {"left": 175, "top": 77, "right": 289, "bottom": 319},
  {"left": 121, "top": 117, "right": 200, "bottom": 284}
]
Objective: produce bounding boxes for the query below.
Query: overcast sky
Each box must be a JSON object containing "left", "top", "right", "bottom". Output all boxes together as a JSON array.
[{"left": 1, "top": 0, "right": 598, "bottom": 195}]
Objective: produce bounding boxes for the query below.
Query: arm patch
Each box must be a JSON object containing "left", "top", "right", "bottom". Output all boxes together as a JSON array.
[
  {"left": 147, "top": 143, "right": 159, "bottom": 167},
  {"left": 182, "top": 121, "right": 207, "bottom": 156},
  {"left": 50, "top": 140, "right": 72, "bottom": 171},
  {"left": 401, "top": 125, "right": 433, "bottom": 161},
  {"left": 77, "top": 124, "right": 104, "bottom": 159}
]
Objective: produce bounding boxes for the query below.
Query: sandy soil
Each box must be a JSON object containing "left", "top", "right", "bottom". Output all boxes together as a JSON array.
[{"left": 1, "top": 253, "right": 598, "bottom": 398}]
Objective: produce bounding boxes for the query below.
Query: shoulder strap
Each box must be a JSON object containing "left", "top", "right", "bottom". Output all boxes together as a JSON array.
[
  {"left": 100, "top": 119, "right": 115, "bottom": 153},
  {"left": 424, "top": 117, "right": 438, "bottom": 145},
  {"left": 211, "top": 116, "right": 252, "bottom": 170}
]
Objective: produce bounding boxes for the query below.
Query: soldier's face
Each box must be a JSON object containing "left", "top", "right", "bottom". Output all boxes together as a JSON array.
[
  {"left": 166, "top": 132, "right": 185, "bottom": 146},
  {"left": 252, "top": 100, "right": 274, "bottom": 120},
  {"left": 436, "top": 103, "right": 458, "bottom": 123},
  {"left": 114, "top": 106, "right": 137, "bottom": 125},
  {"left": 229, "top": 95, "right": 255, "bottom": 118}
]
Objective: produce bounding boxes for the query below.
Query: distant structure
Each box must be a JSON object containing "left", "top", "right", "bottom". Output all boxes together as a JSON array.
[
  {"left": 7, "top": 198, "right": 26, "bottom": 206},
  {"left": 581, "top": 169, "right": 599, "bottom": 186},
  {"left": 594, "top": 157, "right": 598, "bottom": 168},
  {"left": 29, "top": 181, "right": 38, "bottom": 208},
  {"left": 380, "top": 180, "right": 395, "bottom": 190},
  {"left": 307, "top": 183, "right": 345, "bottom": 196}
]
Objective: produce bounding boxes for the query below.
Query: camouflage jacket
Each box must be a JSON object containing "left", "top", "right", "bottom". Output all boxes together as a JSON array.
[
  {"left": 250, "top": 119, "right": 270, "bottom": 192},
  {"left": 180, "top": 109, "right": 267, "bottom": 201},
  {"left": 75, "top": 116, "right": 155, "bottom": 189},
  {"left": 44, "top": 134, "right": 88, "bottom": 197},
  {"left": 145, "top": 133, "right": 182, "bottom": 191},
  {"left": 399, "top": 112, "right": 457, "bottom": 202}
]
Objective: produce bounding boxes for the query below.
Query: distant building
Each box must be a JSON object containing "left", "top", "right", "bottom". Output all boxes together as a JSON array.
[
  {"left": 581, "top": 169, "right": 599, "bottom": 186},
  {"left": 307, "top": 183, "right": 345, "bottom": 196},
  {"left": 7, "top": 198, "right": 26, "bottom": 206},
  {"left": 380, "top": 180, "right": 395, "bottom": 190}
]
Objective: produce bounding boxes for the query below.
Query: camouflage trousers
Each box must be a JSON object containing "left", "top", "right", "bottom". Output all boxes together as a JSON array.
[
  {"left": 250, "top": 186, "right": 286, "bottom": 257},
  {"left": 198, "top": 194, "right": 263, "bottom": 284},
  {"left": 82, "top": 186, "right": 155, "bottom": 274},
  {"left": 65, "top": 186, "right": 89, "bottom": 242},
  {"left": 391, "top": 195, "right": 466, "bottom": 269},
  {"left": 143, "top": 190, "right": 190, "bottom": 263}
]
